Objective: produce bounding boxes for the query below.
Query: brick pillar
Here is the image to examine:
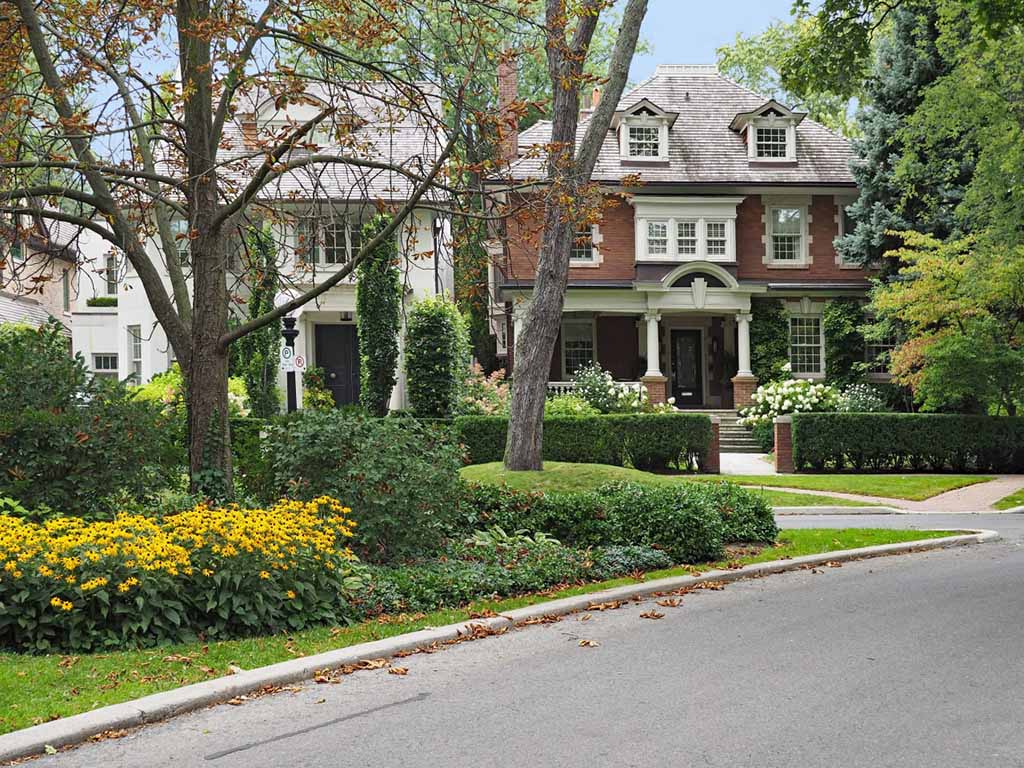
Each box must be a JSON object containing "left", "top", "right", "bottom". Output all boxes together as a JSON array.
[
  {"left": 731, "top": 374, "right": 758, "bottom": 409},
  {"left": 704, "top": 416, "right": 721, "bottom": 474},
  {"left": 497, "top": 58, "right": 519, "bottom": 163},
  {"left": 641, "top": 375, "right": 668, "bottom": 405},
  {"left": 774, "top": 415, "right": 794, "bottom": 473}
]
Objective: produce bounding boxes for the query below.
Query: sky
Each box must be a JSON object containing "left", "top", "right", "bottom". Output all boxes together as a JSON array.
[{"left": 627, "top": 0, "right": 796, "bottom": 82}]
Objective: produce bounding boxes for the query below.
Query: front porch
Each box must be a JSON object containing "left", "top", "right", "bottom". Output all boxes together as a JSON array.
[{"left": 539, "top": 309, "right": 757, "bottom": 410}]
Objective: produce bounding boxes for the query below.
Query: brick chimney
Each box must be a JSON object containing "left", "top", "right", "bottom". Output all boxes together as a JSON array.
[{"left": 497, "top": 57, "right": 518, "bottom": 163}]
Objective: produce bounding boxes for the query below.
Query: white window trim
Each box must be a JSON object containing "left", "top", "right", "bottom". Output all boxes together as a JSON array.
[
  {"left": 127, "top": 325, "right": 143, "bottom": 383},
  {"left": 294, "top": 215, "right": 363, "bottom": 266},
  {"left": 619, "top": 116, "right": 670, "bottom": 162},
  {"left": 788, "top": 314, "right": 825, "bottom": 379},
  {"left": 569, "top": 223, "right": 604, "bottom": 268},
  {"left": 560, "top": 318, "right": 597, "bottom": 380},
  {"left": 834, "top": 194, "right": 862, "bottom": 269},
  {"left": 632, "top": 197, "right": 743, "bottom": 264},
  {"left": 747, "top": 116, "right": 797, "bottom": 162},
  {"left": 92, "top": 353, "right": 118, "bottom": 376},
  {"left": 762, "top": 197, "right": 812, "bottom": 268}
]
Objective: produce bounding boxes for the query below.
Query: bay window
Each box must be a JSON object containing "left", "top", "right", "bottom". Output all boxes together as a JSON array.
[
  {"left": 705, "top": 221, "right": 727, "bottom": 256},
  {"left": 676, "top": 220, "right": 697, "bottom": 255},
  {"left": 646, "top": 221, "right": 668, "bottom": 255}
]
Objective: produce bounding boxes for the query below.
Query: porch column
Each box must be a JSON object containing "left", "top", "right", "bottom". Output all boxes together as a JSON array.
[
  {"left": 641, "top": 312, "right": 668, "bottom": 405},
  {"left": 644, "top": 312, "right": 662, "bottom": 376},
  {"left": 731, "top": 311, "right": 758, "bottom": 408}
]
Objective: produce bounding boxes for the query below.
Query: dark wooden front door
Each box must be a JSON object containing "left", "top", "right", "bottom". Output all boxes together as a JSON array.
[
  {"left": 314, "top": 324, "right": 360, "bottom": 406},
  {"left": 670, "top": 329, "right": 703, "bottom": 407}
]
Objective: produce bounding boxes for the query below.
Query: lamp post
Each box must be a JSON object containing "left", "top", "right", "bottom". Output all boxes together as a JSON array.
[{"left": 282, "top": 316, "right": 299, "bottom": 413}]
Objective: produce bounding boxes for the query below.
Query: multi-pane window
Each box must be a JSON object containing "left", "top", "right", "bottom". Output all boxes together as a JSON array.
[
  {"left": 676, "top": 221, "right": 697, "bottom": 255},
  {"left": 769, "top": 207, "right": 804, "bottom": 262},
  {"left": 295, "top": 217, "right": 320, "bottom": 263},
  {"left": 706, "top": 221, "right": 727, "bottom": 256},
  {"left": 647, "top": 221, "right": 668, "bottom": 255},
  {"left": 562, "top": 321, "right": 594, "bottom": 378},
  {"left": 324, "top": 221, "right": 350, "bottom": 264},
  {"left": 298, "top": 217, "right": 362, "bottom": 265},
  {"left": 104, "top": 254, "right": 119, "bottom": 295},
  {"left": 92, "top": 354, "right": 118, "bottom": 379},
  {"left": 170, "top": 220, "right": 191, "bottom": 265},
  {"left": 570, "top": 227, "right": 594, "bottom": 262},
  {"left": 789, "top": 317, "right": 822, "bottom": 374},
  {"left": 127, "top": 325, "right": 142, "bottom": 383},
  {"left": 755, "top": 127, "right": 788, "bottom": 158},
  {"left": 627, "top": 125, "right": 660, "bottom": 158},
  {"left": 866, "top": 336, "right": 896, "bottom": 374}
]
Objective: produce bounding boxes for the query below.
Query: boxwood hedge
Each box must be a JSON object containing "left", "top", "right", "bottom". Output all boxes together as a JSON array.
[
  {"left": 791, "top": 413, "right": 1024, "bottom": 472},
  {"left": 454, "top": 413, "right": 713, "bottom": 470}
]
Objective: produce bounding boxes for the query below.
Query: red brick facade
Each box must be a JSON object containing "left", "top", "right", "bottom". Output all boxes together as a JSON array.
[
  {"left": 774, "top": 417, "right": 794, "bottom": 473},
  {"left": 705, "top": 420, "right": 721, "bottom": 474}
]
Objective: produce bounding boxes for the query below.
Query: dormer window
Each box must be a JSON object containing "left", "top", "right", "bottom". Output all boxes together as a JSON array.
[
  {"left": 612, "top": 99, "right": 678, "bottom": 162},
  {"left": 730, "top": 100, "right": 805, "bottom": 164}
]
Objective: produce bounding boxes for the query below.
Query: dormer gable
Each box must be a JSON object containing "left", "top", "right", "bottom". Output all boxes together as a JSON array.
[
  {"left": 730, "top": 100, "right": 806, "bottom": 163},
  {"left": 611, "top": 99, "right": 678, "bottom": 162}
]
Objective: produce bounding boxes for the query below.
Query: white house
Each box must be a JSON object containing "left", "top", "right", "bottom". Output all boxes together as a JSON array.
[{"left": 71, "top": 83, "right": 453, "bottom": 408}]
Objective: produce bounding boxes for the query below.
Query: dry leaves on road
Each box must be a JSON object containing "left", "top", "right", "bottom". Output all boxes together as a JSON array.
[
  {"left": 578, "top": 639, "right": 600, "bottom": 648},
  {"left": 655, "top": 599, "right": 682, "bottom": 608},
  {"left": 586, "top": 600, "right": 624, "bottom": 612},
  {"left": 639, "top": 611, "right": 665, "bottom": 620},
  {"left": 388, "top": 667, "right": 409, "bottom": 676}
]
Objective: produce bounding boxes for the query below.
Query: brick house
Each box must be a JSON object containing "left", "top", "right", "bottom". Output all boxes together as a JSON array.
[{"left": 489, "top": 64, "right": 873, "bottom": 412}]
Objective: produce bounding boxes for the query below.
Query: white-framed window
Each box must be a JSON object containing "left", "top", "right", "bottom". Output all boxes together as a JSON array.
[
  {"left": 676, "top": 220, "right": 697, "bottom": 256},
  {"left": 789, "top": 316, "right": 823, "bottom": 375},
  {"left": 755, "top": 126, "right": 788, "bottom": 158},
  {"left": 627, "top": 125, "right": 661, "bottom": 158},
  {"left": 561, "top": 320, "right": 595, "bottom": 379},
  {"left": 570, "top": 226, "right": 595, "bottom": 263},
  {"left": 92, "top": 353, "right": 118, "bottom": 379},
  {"left": 768, "top": 206, "right": 806, "bottom": 264},
  {"left": 866, "top": 335, "right": 896, "bottom": 375},
  {"left": 104, "top": 254, "right": 119, "bottom": 295},
  {"left": 324, "top": 220, "right": 350, "bottom": 264},
  {"left": 647, "top": 221, "right": 668, "bottom": 255},
  {"left": 296, "top": 216, "right": 362, "bottom": 265},
  {"left": 170, "top": 219, "right": 191, "bottom": 265},
  {"left": 294, "top": 217, "right": 320, "bottom": 263},
  {"left": 127, "top": 325, "right": 142, "bottom": 383},
  {"left": 705, "top": 221, "right": 727, "bottom": 256}
]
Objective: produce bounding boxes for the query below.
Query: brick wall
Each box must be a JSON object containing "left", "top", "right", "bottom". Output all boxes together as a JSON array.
[
  {"left": 774, "top": 416, "right": 794, "bottom": 473},
  {"left": 503, "top": 195, "right": 636, "bottom": 282},
  {"left": 736, "top": 195, "right": 873, "bottom": 282}
]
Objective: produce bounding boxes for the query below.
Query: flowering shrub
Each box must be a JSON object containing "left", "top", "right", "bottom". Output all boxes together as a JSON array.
[
  {"left": 837, "top": 383, "right": 891, "bottom": 413},
  {"left": 134, "top": 363, "right": 251, "bottom": 418},
  {"left": 457, "top": 364, "right": 510, "bottom": 415},
  {"left": 301, "top": 367, "right": 337, "bottom": 411},
  {"left": 544, "top": 393, "right": 598, "bottom": 417},
  {"left": 0, "top": 497, "right": 363, "bottom": 652},
  {"left": 572, "top": 362, "right": 661, "bottom": 413},
  {"left": 739, "top": 377, "right": 840, "bottom": 428}
]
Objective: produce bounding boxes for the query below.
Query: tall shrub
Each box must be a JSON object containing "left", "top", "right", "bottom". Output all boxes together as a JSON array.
[
  {"left": 356, "top": 215, "right": 402, "bottom": 416},
  {"left": 404, "top": 296, "right": 469, "bottom": 418},
  {"left": 234, "top": 224, "right": 281, "bottom": 418},
  {"left": 822, "top": 298, "right": 866, "bottom": 387},
  {"left": 0, "top": 321, "right": 177, "bottom": 517},
  {"left": 750, "top": 298, "right": 790, "bottom": 383}
]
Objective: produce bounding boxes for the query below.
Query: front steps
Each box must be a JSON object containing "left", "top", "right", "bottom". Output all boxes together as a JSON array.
[{"left": 686, "top": 409, "right": 764, "bottom": 454}]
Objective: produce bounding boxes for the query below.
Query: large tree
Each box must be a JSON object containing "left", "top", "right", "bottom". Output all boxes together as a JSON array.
[
  {"left": 503, "top": 0, "right": 649, "bottom": 471},
  {"left": 0, "top": 0, "right": 514, "bottom": 493}
]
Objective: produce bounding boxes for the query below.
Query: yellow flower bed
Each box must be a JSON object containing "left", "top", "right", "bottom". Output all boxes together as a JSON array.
[{"left": 0, "top": 497, "right": 362, "bottom": 653}]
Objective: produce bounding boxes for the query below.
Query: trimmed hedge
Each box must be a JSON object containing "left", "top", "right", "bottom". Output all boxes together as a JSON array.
[
  {"left": 455, "top": 413, "right": 713, "bottom": 470},
  {"left": 791, "top": 413, "right": 1024, "bottom": 472}
]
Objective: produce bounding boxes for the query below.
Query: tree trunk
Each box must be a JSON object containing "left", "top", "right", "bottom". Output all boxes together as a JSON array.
[{"left": 503, "top": 0, "right": 648, "bottom": 470}]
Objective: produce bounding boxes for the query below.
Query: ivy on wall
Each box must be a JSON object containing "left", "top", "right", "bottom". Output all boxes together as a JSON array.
[
  {"left": 822, "top": 298, "right": 867, "bottom": 387},
  {"left": 750, "top": 298, "right": 789, "bottom": 384}
]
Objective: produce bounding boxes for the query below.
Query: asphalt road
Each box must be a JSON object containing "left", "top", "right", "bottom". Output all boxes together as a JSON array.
[{"left": 32, "top": 513, "right": 1024, "bottom": 768}]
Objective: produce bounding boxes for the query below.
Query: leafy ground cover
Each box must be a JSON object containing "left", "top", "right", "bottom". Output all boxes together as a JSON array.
[
  {"left": 460, "top": 462, "right": 988, "bottom": 502},
  {"left": 0, "top": 527, "right": 954, "bottom": 734}
]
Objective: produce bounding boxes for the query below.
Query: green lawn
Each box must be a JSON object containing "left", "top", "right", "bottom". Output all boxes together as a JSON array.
[
  {"left": 0, "top": 527, "right": 954, "bottom": 735},
  {"left": 461, "top": 462, "right": 989, "bottom": 502},
  {"left": 993, "top": 489, "right": 1024, "bottom": 510}
]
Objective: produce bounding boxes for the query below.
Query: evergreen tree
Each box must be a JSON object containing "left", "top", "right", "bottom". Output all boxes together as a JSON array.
[
  {"left": 236, "top": 225, "right": 281, "bottom": 418},
  {"left": 356, "top": 215, "right": 402, "bottom": 417},
  {"left": 835, "top": 4, "right": 964, "bottom": 268}
]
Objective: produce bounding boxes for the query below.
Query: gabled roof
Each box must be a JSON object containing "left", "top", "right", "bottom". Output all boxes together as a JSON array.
[
  {"left": 728, "top": 99, "right": 806, "bottom": 132},
  {"left": 508, "top": 65, "right": 854, "bottom": 186},
  {"left": 610, "top": 98, "right": 679, "bottom": 129}
]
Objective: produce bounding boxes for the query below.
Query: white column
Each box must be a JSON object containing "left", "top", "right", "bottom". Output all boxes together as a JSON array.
[
  {"left": 736, "top": 312, "right": 753, "bottom": 376},
  {"left": 644, "top": 312, "right": 662, "bottom": 377}
]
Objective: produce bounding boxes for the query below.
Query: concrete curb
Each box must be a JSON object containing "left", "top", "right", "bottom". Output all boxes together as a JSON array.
[
  {"left": 0, "top": 528, "right": 998, "bottom": 763},
  {"left": 775, "top": 506, "right": 1024, "bottom": 515}
]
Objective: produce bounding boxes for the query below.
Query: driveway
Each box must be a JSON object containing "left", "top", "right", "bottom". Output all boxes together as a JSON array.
[{"left": 28, "top": 513, "right": 1024, "bottom": 768}]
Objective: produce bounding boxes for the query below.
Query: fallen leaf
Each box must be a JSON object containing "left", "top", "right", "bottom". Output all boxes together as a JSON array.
[
  {"left": 388, "top": 667, "right": 409, "bottom": 676},
  {"left": 227, "top": 698, "right": 245, "bottom": 706},
  {"left": 577, "top": 613, "right": 592, "bottom": 622},
  {"left": 639, "top": 611, "right": 665, "bottom": 620},
  {"left": 655, "top": 599, "right": 682, "bottom": 608},
  {"left": 578, "top": 639, "right": 599, "bottom": 648},
  {"left": 58, "top": 656, "right": 78, "bottom": 669},
  {"left": 315, "top": 698, "right": 326, "bottom": 704},
  {"left": 521, "top": 614, "right": 561, "bottom": 625},
  {"left": 586, "top": 600, "right": 624, "bottom": 612}
]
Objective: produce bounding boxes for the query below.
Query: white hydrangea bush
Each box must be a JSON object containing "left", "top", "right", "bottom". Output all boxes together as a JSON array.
[
  {"left": 837, "top": 383, "right": 890, "bottom": 413},
  {"left": 571, "top": 362, "right": 676, "bottom": 413},
  {"left": 738, "top": 377, "right": 840, "bottom": 428}
]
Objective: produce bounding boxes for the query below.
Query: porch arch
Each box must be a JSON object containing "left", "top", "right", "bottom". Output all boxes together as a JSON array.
[{"left": 660, "top": 262, "right": 739, "bottom": 290}]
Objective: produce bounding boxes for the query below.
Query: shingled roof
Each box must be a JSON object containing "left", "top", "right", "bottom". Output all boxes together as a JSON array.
[{"left": 510, "top": 65, "right": 855, "bottom": 186}]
